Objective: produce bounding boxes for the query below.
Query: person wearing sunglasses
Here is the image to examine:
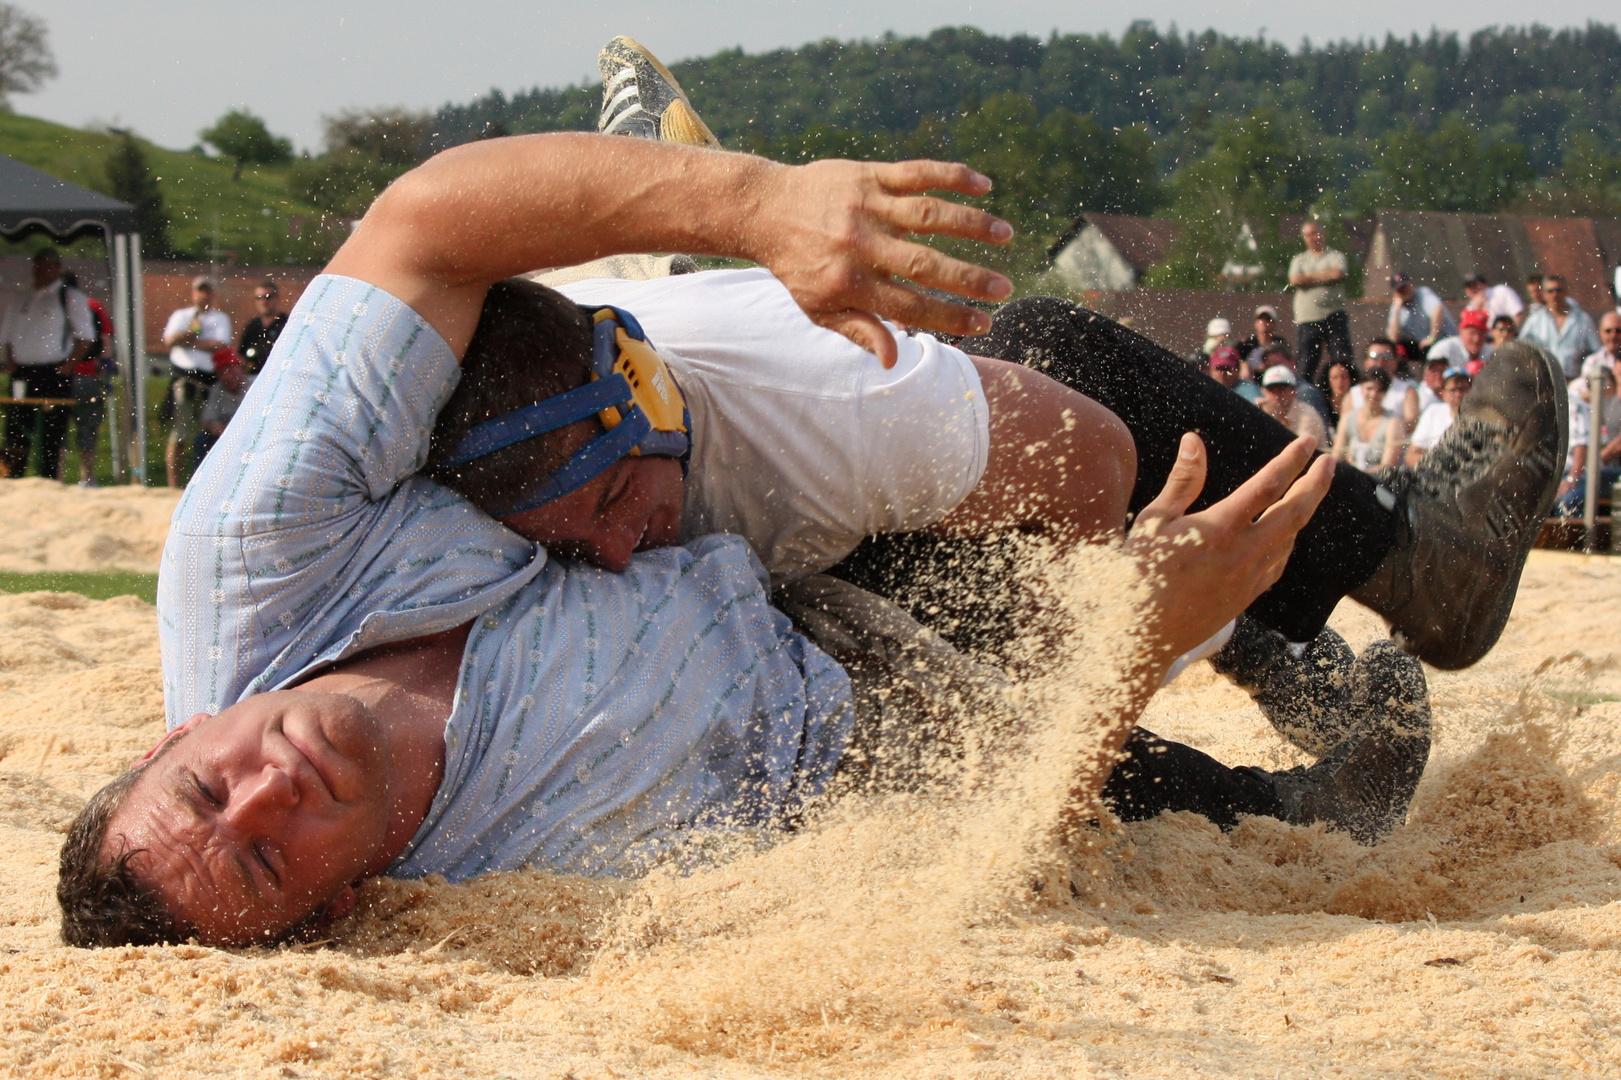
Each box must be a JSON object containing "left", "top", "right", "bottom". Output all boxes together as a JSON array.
[
  {"left": 236, "top": 279, "right": 287, "bottom": 375},
  {"left": 1521, "top": 275, "right": 1601, "bottom": 379}
]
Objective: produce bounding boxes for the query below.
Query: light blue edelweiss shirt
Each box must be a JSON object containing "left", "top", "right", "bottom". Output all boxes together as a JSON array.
[{"left": 159, "top": 274, "right": 854, "bottom": 878}]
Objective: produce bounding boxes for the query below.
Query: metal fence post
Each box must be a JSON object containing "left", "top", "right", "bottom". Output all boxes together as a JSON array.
[{"left": 1585, "top": 369, "right": 1604, "bottom": 553}]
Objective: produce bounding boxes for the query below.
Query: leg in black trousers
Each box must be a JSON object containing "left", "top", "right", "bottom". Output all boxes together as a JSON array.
[{"left": 960, "top": 297, "right": 1396, "bottom": 642}]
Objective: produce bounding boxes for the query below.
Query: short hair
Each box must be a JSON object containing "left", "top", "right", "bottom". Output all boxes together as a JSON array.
[
  {"left": 33, "top": 246, "right": 61, "bottom": 266},
  {"left": 424, "top": 278, "right": 596, "bottom": 511},
  {"left": 57, "top": 735, "right": 188, "bottom": 948},
  {"left": 259, "top": 278, "right": 279, "bottom": 294},
  {"left": 1527, "top": 270, "right": 1543, "bottom": 285},
  {"left": 1443, "top": 372, "right": 1473, "bottom": 389},
  {"left": 1542, "top": 274, "right": 1566, "bottom": 288},
  {"left": 1262, "top": 340, "right": 1292, "bottom": 357},
  {"left": 1367, "top": 337, "right": 1397, "bottom": 353},
  {"left": 1492, "top": 314, "right": 1517, "bottom": 330},
  {"left": 1361, "top": 367, "right": 1393, "bottom": 392}
]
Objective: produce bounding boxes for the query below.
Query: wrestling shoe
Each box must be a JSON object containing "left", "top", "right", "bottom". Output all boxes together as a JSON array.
[
  {"left": 1350, "top": 340, "right": 1566, "bottom": 670},
  {"left": 1271, "top": 642, "right": 1432, "bottom": 844},
  {"left": 1209, "top": 615, "right": 1356, "bottom": 758},
  {"left": 597, "top": 36, "right": 721, "bottom": 148}
]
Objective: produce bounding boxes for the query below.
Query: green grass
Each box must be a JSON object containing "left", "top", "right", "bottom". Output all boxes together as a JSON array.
[
  {"left": 0, "top": 111, "right": 337, "bottom": 264},
  {"left": 0, "top": 570, "right": 157, "bottom": 604}
]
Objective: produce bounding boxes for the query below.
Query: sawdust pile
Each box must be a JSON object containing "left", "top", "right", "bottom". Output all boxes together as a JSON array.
[
  {"left": 0, "top": 479, "right": 178, "bottom": 573},
  {"left": 1, "top": 548, "right": 1618, "bottom": 1078}
]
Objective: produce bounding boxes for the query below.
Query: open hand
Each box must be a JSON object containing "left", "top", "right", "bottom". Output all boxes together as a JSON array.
[
  {"left": 1126, "top": 434, "right": 1334, "bottom": 664},
  {"left": 747, "top": 159, "right": 1015, "bottom": 366}
]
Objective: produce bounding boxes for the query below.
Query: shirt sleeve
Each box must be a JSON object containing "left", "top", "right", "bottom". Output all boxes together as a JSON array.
[
  {"left": 162, "top": 307, "right": 190, "bottom": 341},
  {"left": 65, "top": 290, "right": 95, "bottom": 342}
]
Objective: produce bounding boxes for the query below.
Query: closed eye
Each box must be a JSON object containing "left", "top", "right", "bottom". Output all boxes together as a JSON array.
[
  {"left": 597, "top": 465, "right": 633, "bottom": 514},
  {"left": 252, "top": 842, "right": 279, "bottom": 888},
  {"left": 191, "top": 771, "right": 222, "bottom": 809}
]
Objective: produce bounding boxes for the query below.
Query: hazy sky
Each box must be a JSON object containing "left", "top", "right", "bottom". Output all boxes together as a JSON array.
[{"left": 25, "top": 1, "right": 1613, "bottom": 152}]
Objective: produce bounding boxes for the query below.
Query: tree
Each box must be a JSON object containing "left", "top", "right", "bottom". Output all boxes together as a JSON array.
[
  {"left": 322, "top": 107, "right": 433, "bottom": 167},
  {"left": 1146, "top": 109, "right": 1332, "bottom": 289},
  {"left": 200, "top": 109, "right": 293, "bottom": 180},
  {"left": 0, "top": 3, "right": 54, "bottom": 108},
  {"left": 287, "top": 150, "right": 399, "bottom": 219},
  {"left": 103, "top": 133, "right": 173, "bottom": 257}
]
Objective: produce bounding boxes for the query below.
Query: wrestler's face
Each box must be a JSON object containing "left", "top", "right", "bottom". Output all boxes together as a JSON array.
[
  {"left": 104, "top": 691, "right": 394, "bottom": 945},
  {"left": 501, "top": 421, "right": 686, "bottom": 573}
]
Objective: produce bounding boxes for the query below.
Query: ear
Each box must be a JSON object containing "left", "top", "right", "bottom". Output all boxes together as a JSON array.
[{"left": 133, "top": 712, "right": 209, "bottom": 766}]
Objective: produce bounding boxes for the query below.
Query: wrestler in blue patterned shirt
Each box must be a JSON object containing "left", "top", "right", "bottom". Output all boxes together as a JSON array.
[{"left": 160, "top": 274, "right": 854, "bottom": 880}]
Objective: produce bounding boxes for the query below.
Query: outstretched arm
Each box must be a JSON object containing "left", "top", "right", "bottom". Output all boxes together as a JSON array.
[{"left": 325, "top": 133, "right": 1013, "bottom": 366}]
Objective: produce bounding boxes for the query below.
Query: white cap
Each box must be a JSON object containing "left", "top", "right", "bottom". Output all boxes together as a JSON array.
[
  {"left": 1206, "top": 317, "right": 1232, "bottom": 337},
  {"left": 1261, "top": 364, "right": 1297, "bottom": 388}
]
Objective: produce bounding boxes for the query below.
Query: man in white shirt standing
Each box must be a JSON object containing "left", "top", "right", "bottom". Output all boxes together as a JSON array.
[
  {"left": 160, "top": 276, "right": 232, "bottom": 488},
  {"left": 1521, "top": 274, "right": 1601, "bottom": 380},
  {"left": 1289, "top": 221, "right": 1351, "bottom": 383},
  {"left": 1426, "top": 309, "right": 1495, "bottom": 373},
  {"left": 1579, "top": 310, "right": 1621, "bottom": 379},
  {"left": 0, "top": 248, "right": 95, "bottom": 479}
]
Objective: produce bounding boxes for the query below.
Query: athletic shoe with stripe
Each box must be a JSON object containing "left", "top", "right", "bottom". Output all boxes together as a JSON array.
[{"left": 597, "top": 36, "right": 721, "bottom": 148}]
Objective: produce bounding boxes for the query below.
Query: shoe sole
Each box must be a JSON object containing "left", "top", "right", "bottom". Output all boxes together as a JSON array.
[{"left": 597, "top": 36, "right": 720, "bottom": 148}]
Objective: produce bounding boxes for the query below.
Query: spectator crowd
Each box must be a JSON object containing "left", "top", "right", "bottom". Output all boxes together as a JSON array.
[
  {"left": 1192, "top": 221, "right": 1621, "bottom": 523},
  {"left": 0, "top": 250, "right": 285, "bottom": 487}
]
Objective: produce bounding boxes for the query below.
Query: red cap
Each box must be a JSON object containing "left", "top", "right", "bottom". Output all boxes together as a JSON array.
[
  {"left": 211, "top": 346, "right": 241, "bottom": 367},
  {"left": 1459, "top": 309, "right": 1489, "bottom": 331},
  {"left": 1209, "top": 346, "right": 1243, "bottom": 369}
]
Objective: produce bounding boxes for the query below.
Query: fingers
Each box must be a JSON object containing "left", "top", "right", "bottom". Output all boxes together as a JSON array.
[
  {"left": 1136, "top": 433, "right": 1207, "bottom": 530},
  {"left": 864, "top": 278, "right": 994, "bottom": 339},
  {"left": 868, "top": 235, "right": 1012, "bottom": 304},
  {"left": 1204, "top": 436, "right": 1318, "bottom": 527},
  {"left": 870, "top": 160, "right": 995, "bottom": 198},
  {"left": 875, "top": 192, "right": 1013, "bottom": 246},
  {"left": 1252, "top": 452, "right": 1334, "bottom": 542},
  {"left": 822, "top": 310, "right": 900, "bottom": 368}
]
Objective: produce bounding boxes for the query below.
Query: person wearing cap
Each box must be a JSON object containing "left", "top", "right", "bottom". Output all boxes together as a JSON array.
[
  {"left": 1427, "top": 309, "right": 1495, "bottom": 372},
  {"left": 1289, "top": 222, "right": 1352, "bottom": 383},
  {"left": 1406, "top": 368, "right": 1473, "bottom": 467},
  {"left": 0, "top": 248, "right": 96, "bottom": 479},
  {"left": 1333, "top": 367, "right": 1407, "bottom": 473},
  {"left": 1521, "top": 274, "right": 1601, "bottom": 380},
  {"left": 1189, "top": 316, "right": 1230, "bottom": 367},
  {"left": 1462, "top": 272, "right": 1524, "bottom": 325},
  {"left": 1253, "top": 340, "right": 1333, "bottom": 429},
  {"left": 1207, "top": 344, "right": 1261, "bottom": 402},
  {"left": 194, "top": 348, "right": 253, "bottom": 466},
  {"left": 160, "top": 276, "right": 233, "bottom": 487},
  {"left": 1387, "top": 273, "right": 1457, "bottom": 357},
  {"left": 1233, "top": 305, "right": 1285, "bottom": 371},
  {"left": 1258, "top": 364, "right": 1327, "bottom": 450}
]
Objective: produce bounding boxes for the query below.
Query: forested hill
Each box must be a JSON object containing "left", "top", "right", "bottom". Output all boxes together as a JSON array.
[{"left": 433, "top": 22, "right": 1621, "bottom": 175}]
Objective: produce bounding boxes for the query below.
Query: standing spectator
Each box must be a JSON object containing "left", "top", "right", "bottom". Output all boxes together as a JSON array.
[
  {"left": 1257, "top": 365, "right": 1328, "bottom": 449},
  {"left": 194, "top": 350, "right": 252, "bottom": 465},
  {"left": 1413, "top": 354, "right": 1448, "bottom": 412},
  {"left": 1206, "top": 345, "right": 1261, "bottom": 403},
  {"left": 1346, "top": 338, "right": 1421, "bottom": 431},
  {"left": 1188, "top": 317, "right": 1230, "bottom": 367},
  {"left": 237, "top": 278, "right": 287, "bottom": 374},
  {"left": 1405, "top": 368, "right": 1472, "bottom": 467},
  {"left": 1332, "top": 367, "right": 1406, "bottom": 472},
  {"left": 1578, "top": 310, "right": 1621, "bottom": 379},
  {"left": 1491, "top": 314, "right": 1518, "bottom": 350},
  {"left": 1387, "top": 272, "right": 1457, "bottom": 360},
  {"left": 1426, "top": 309, "right": 1495, "bottom": 375},
  {"left": 1325, "top": 360, "right": 1354, "bottom": 434},
  {"left": 60, "top": 273, "right": 115, "bottom": 486},
  {"left": 1461, "top": 271, "right": 1524, "bottom": 325},
  {"left": 1521, "top": 274, "right": 1601, "bottom": 379},
  {"left": 0, "top": 249, "right": 94, "bottom": 479},
  {"left": 161, "top": 276, "right": 231, "bottom": 488},
  {"left": 1556, "top": 366, "right": 1620, "bottom": 517},
  {"left": 1288, "top": 221, "right": 1351, "bottom": 382},
  {"left": 1233, "top": 304, "right": 1285, "bottom": 370}
]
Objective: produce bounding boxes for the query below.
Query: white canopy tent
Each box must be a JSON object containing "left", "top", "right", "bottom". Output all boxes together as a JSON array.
[{"left": 0, "top": 155, "right": 146, "bottom": 483}]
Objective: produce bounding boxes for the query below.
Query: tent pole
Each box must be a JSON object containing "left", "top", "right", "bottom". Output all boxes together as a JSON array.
[
  {"left": 131, "top": 234, "right": 148, "bottom": 486},
  {"left": 107, "top": 232, "right": 130, "bottom": 483}
]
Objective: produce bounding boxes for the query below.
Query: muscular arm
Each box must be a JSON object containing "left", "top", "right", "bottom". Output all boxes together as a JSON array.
[{"left": 325, "top": 133, "right": 1013, "bottom": 366}]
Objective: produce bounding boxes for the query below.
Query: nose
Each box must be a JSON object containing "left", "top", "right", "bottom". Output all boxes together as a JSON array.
[{"left": 222, "top": 764, "right": 299, "bottom": 831}]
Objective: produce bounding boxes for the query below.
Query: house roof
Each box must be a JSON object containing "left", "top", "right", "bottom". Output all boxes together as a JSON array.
[{"left": 1047, "top": 213, "right": 1179, "bottom": 273}]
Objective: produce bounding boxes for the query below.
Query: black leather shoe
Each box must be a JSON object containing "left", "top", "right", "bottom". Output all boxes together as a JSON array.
[{"left": 1351, "top": 340, "right": 1566, "bottom": 669}]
